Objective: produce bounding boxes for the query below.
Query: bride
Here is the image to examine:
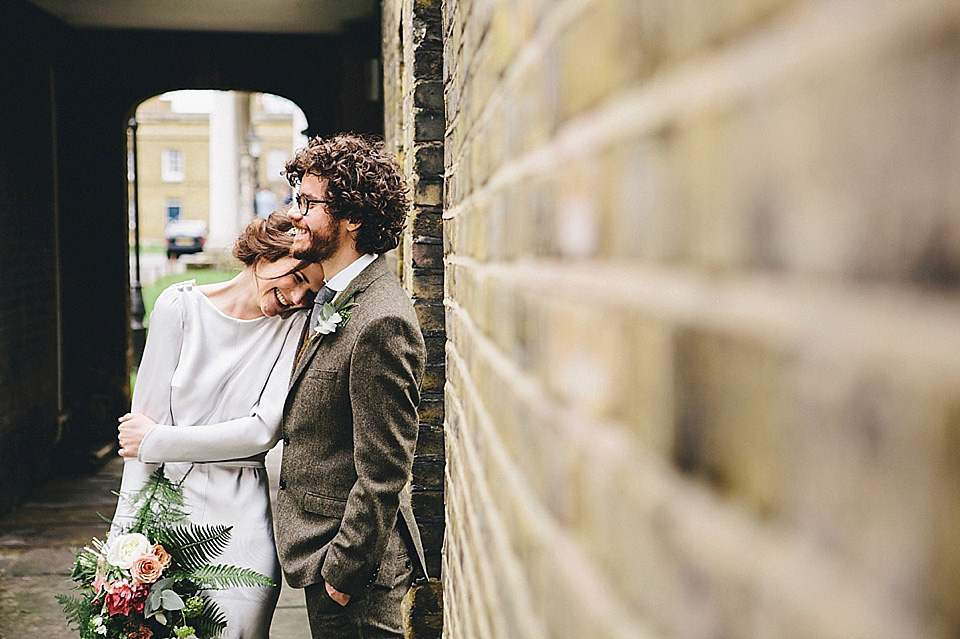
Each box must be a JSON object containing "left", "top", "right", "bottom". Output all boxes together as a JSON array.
[{"left": 109, "top": 210, "right": 324, "bottom": 638}]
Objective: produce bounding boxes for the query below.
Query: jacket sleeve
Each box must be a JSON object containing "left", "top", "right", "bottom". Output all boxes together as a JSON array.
[
  {"left": 137, "top": 314, "right": 304, "bottom": 463},
  {"left": 321, "top": 313, "right": 425, "bottom": 594}
]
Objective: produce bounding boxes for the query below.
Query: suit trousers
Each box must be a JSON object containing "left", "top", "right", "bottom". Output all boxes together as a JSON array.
[{"left": 303, "top": 552, "right": 414, "bottom": 639}]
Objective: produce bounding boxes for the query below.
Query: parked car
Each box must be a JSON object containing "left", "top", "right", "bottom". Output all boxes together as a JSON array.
[{"left": 165, "top": 219, "right": 207, "bottom": 259}]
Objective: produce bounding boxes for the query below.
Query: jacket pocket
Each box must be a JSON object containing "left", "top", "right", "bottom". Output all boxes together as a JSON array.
[
  {"left": 305, "top": 368, "right": 338, "bottom": 382},
  {"left": 301, "top": 491, "right": 347, "bottom": 518}
]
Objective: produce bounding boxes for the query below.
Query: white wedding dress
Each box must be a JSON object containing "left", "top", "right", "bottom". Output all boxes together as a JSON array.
[{"left": 110, "top": 280, "right": 306, "bottom": 639}]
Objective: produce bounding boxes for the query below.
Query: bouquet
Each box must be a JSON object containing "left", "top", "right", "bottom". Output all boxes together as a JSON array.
[{"left": 57, "top": 467, "right": 274, "bottom": 639}]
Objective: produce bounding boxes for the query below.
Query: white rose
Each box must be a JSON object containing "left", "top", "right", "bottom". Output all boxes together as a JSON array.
[
  {"left": 313, "top": 312, "right": 342, "bottom": 336},
  {"left": 105, "top": 532, "right": 151, "bottom": 569}
]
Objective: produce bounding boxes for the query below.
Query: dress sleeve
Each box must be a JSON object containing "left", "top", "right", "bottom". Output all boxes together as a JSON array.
[
  {"left": 130, "top": 286, "right": 183, "bottom": 423},
  {"left": 136, "top": 314, "right": 304, "bottom": 463},
  {"left": 110, "top": 285, "right": 184, "bottom": 535}
]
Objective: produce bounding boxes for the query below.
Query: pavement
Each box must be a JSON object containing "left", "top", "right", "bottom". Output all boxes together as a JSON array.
[{"left": 0, "top": 446, "right": 311, "bottom": 639}]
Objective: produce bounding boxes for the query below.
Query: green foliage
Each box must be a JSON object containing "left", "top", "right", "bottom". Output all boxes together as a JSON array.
[
  {"left": 153, "top": 523, "right": 233, "bottom": 569},
  {"left": 189, "top": 597, "right": 228, "bottom": 638},
  {"left": 70, "top": 547, "right": 100, "bottom": 584},
  {"left": 55, "top": 592, "right": 97, "bottom": 636},
  {"left": 185, "top": 564, "right": 276, "bottom": 589},
  {"left": 127, "top": 467, "right": 189, "bottom": 535}
]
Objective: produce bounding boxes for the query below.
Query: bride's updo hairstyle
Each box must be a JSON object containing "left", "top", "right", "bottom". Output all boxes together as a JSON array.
[{"left": 232, "top": 209, "right": 311, "bottom": 274}]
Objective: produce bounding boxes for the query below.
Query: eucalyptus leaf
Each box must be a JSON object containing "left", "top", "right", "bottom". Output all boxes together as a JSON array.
[
  {"left": 146, "top": 577, "right": 175, "bottom": 614},
  {"left": 161, "top": 589, "right": 185, "bottom": 610}
]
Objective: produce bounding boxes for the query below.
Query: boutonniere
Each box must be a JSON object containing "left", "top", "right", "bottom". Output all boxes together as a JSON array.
[
  {"left": 312, "top": 286, "right": 359, "bottom": 337},
  {"left": 298, "top": 287, "right": 361, "bottom": 361}
]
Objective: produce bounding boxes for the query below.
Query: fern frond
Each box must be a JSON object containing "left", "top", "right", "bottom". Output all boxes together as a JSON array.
[
  {"left": 124, "top": 466, "right": 190, "bottom": 535},
  {"left": 56, "top": 592, "right": 97, "bottom": 630},
  {"left": 69, "top": 547, "right": 100, "bottom": 585},
  {"left": 190, "top": 597, "right": 228, "bottom": 637},
  {"left": 153, "top": 523, "right": 233, "bottom": 569},
  {"left": 185, "top": 564, "right": 275, "bottom": 589}
]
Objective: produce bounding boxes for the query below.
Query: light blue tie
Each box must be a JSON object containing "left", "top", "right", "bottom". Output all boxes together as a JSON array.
[{"left": 308, "top": 285, "right": 337, "bottom": 333}]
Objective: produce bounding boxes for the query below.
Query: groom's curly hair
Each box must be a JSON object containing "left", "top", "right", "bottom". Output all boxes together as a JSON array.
[{"left": 283, "top": 133, "right": 410, "bottom": 254}]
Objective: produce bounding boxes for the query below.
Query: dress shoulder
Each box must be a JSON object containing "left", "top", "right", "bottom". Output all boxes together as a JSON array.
[{"left": 150, "top": 281, "right": 190, "bottom": 323}]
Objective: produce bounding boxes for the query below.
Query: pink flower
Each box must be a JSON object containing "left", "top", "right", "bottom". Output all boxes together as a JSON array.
[
  {"left": 131, "top": 583, "right": 150, "bottom": 613},
  {"left": 92, "top": 573, "right": 107, "bottom": 596},
  {"left": 104, "top": 579, "right": 134, "bottom": 616},
  {"left": 131, "top": 553, "right": 164, "bottom": 584}
]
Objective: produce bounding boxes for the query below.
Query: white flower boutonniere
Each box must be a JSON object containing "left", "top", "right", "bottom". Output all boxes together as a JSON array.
[
  {"left": 312, "top": 304, "right": 344, "bottom": 336},
  {"left": 298, "top": 287, "right": 361, "bottom": 362}
]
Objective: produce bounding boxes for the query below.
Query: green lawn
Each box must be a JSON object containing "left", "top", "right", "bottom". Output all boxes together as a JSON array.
[{"left": 141, "top": 269, "right": 240, "bottom": 323}]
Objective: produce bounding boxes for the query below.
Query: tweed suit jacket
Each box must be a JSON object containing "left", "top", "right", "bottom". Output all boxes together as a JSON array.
[{"left": 275, "top": 255, "right": 428, "bottom": 595}]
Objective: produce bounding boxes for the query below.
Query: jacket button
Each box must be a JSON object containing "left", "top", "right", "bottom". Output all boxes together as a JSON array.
[
  {"left": 283, "top": 436, "right": 290, "bottom": 445},
  {"left": 279, "top": 478, "right": 287, "bottom": 490}
]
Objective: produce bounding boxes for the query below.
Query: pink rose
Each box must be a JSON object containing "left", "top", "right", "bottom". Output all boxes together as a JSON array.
[
  {"left": 150, "top": 543, "right": 172, "bottom": 569},
  {"left": 131, "top": 553, "right": 164, "bottom": 584}
]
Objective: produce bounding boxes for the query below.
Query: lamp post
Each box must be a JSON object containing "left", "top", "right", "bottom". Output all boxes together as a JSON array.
[{"left": 128, "top": 117, "right": 146, "bottom": 365}]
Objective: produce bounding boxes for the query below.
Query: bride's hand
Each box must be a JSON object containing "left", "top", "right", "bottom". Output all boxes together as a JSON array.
[{"left": 117, "top": 412, "right": 157, "bottom": 458}]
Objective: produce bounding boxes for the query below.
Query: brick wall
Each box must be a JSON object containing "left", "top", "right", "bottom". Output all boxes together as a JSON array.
[
  {"left": 384, "top": 0, "right": 446, "bottom": 637},
  {"left": 440, "top": 0, "right": 960, "bottom": 638},
  {"left": 0, "top": 2, "right": 65, "bottom": 514}
]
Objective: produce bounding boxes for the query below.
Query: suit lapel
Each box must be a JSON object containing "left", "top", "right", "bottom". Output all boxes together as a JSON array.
[{"left": 286, "top": 255, "right": 390, "bottom": 393}]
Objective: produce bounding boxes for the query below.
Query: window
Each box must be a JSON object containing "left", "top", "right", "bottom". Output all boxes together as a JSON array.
[
  {"left": 165, "top": 198, "right": 182, "bottom": 222},
  {"left": 161, "top": 149, "right": 184, "bottom": 182},
  {"left": 267, "top": 149, "right": 287, "bottom": 182}
]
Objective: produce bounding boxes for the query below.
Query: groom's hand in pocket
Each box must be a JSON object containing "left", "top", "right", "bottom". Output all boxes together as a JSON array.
[
  {"left": 117, "top": 412, "right": 157, "bottom": 458},
  {"left": 325, "top": 581, "right": 351, "bottom": 606}
]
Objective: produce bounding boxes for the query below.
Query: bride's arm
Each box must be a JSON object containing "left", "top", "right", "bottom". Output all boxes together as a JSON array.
[
  {"left": 129, "top": 316, "right": 304, "bottom": 463},
  {"left": 111, "top": 286, "right": 183, "bottom": 533}
]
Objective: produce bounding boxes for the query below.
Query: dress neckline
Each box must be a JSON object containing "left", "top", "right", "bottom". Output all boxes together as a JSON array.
[{"left": 189, "top": 283, "right": 271, "bottom": 324}]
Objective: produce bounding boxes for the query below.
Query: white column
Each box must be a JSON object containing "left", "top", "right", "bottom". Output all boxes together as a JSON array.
[{"left": 207, "top": 91, "right": 245, "bottom": 250}]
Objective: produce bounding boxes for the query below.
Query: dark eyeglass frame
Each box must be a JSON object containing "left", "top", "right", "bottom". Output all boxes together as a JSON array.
[{"left": 296, "top": 193, "right": 330, "bottom": 215}]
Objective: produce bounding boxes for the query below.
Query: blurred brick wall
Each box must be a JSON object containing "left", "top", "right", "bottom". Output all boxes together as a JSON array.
[
  {"left": 440, "top": 0, "right": 960, "bottom": 638},
  {"left": 384, "top": 0, "right": 446, "bottom": 637},
  {"left": 0, "top": 2, "right": 65, "bottom": 514}
]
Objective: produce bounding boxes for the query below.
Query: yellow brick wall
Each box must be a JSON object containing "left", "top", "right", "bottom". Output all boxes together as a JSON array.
[
  {"left": 135, "top": 116, "right": 210, "bottom": 246},
  {"left": 440, "top": 0, "right": 960, "bottom": 638}
]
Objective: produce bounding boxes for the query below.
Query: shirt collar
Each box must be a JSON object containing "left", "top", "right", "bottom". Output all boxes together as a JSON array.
[{"left": 324, "top": 253, "right": 378, "bottom": 294}]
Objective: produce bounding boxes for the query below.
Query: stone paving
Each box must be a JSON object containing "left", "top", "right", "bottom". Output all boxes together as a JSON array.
[{"left": 0, "top": 447, "right": 310, "bottom": 639}]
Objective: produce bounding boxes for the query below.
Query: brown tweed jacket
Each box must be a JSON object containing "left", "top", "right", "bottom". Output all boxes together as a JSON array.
[{"left": 275, "top": 255, "right": 428, "bottom": 594}]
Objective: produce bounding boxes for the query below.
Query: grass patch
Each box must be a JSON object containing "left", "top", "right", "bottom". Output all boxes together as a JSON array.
[{"left": 142, "top": 269, "right": 240, "bottom": 323}]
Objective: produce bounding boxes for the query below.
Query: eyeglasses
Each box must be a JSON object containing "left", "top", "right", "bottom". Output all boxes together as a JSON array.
[{"left": 295, "top": 193, "right": 330, "bottom": 215}]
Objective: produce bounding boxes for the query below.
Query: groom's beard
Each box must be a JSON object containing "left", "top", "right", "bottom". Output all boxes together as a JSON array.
[{"left": 292, "top": 222, "right": 342, "bottom": 262}]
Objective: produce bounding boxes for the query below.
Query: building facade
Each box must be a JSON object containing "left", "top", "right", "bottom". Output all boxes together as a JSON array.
[{"left": 132, "top": 92, "right": 301, "bottom": 249}]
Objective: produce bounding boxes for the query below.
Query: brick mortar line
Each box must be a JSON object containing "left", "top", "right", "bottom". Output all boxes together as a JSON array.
[
  {"left": 445, "top": 299, "right": 921, "bottom": 639},
  {"left": 442, "top": 0, "right": 957, "bottom": 196},
  {"left": 441, "top": 408, "right": 548, "bottom": 639},
  {"left": 444, "top": 444, "right": 498, "bottom": 639},
  {"left": 446, "top": 295, "right": 653, "bottom": 583},
  {"left": 441, "top": 0, "right": 591, "bottom": 151},
  {"left": 446, "top": 337, "right": 662, "bottom": 639},
  {"left": 445, "top": 255, "right": 960, "bottom": 385}
]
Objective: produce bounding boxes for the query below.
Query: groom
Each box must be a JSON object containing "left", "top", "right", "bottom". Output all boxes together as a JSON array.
[{"left": 276, "top": 134, "right": 428, "bottom": 638}]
